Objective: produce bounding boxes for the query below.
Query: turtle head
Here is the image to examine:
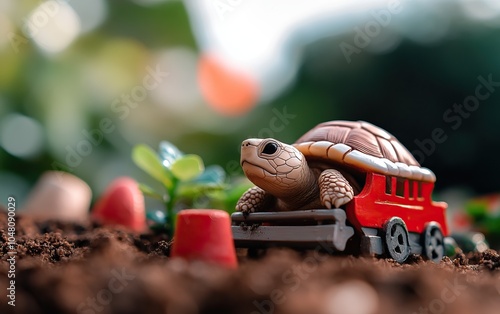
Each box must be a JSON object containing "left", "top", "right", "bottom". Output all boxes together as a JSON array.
[{"left": 240, "top": 138, "right": 310, "bottom": 197}]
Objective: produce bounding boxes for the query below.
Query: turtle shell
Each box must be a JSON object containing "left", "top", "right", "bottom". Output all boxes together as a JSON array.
[{"left": 293, "top": 121, "right": 436, "bottom": 182}]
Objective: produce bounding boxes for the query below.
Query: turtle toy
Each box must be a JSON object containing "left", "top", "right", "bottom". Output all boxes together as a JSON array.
[{"left": 237, "top": 120, "right": 422, "bottom": 214}]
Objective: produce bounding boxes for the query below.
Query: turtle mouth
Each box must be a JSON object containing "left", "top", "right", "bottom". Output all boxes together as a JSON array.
[{"left": 241, "top": 159, "right": 277, "bottom": 176}]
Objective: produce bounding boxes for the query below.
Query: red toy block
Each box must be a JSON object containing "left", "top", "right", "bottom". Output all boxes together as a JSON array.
[
  {"left": 171, "top": 209, "right": 237, "bottom": 268},
  {"left": 91, "top": 177, "right": 146, "bottom": 232}
]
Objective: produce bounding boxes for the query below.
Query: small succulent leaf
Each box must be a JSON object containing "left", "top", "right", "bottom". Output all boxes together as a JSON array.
[
  {"left": 192, "top": 165, "right": 226, "bottom": 185},
  {"left": 138, "top": 183, "right": 163, "bottom": 200},
  {"left": 159, "top": 141, "right": 183, "bottom": 168},
  {"left": 175, "top": 185, "right": 197, "bottom": 199},
  {"left": 171, "top": 154, "right": 205, "bottom": 181},
  {"left": 132, "top": 144, "right": 173, "bottom": 189}
]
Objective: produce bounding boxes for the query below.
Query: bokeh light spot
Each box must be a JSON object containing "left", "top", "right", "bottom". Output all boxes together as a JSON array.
[
  {"left": 27, "top": 0, "right": 81, "bottom": 54},
  {"left": 0, "top": 114, "right": 44, "bottom": 158}
]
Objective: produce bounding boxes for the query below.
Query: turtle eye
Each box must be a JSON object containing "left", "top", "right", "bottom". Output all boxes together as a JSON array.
[{"left": 262, "top": 142, "right": 278, "bottom": 155}]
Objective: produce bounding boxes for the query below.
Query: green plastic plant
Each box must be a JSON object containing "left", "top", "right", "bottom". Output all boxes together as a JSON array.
[{"left": 132, "top": 141, "right": 251, "bottom": 235}]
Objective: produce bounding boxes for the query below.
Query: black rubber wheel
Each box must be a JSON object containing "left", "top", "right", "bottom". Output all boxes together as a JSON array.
[
  {"left": 384, "top": 217, "right": 411, "bottom": 263},
  {"left": 423, "top": 223, "right": 445, "bottom": 263}
]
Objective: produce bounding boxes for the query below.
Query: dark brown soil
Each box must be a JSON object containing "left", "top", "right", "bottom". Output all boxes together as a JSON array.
[{"left": 1, "top": 211, "right": 499, "bottom": 314}]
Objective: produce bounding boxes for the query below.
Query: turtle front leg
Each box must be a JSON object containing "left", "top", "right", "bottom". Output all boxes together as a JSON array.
[
  {"left": 319, "top": 169, "right": 354, "bottom": 209},
  {"left": 236, "top": 186, "right": 274, "bottom": 215}
]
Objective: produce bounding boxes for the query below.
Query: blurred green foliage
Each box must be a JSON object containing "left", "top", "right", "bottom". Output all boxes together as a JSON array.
[{"left": 466, "top": 199, "right": 500, "bottom": 235}]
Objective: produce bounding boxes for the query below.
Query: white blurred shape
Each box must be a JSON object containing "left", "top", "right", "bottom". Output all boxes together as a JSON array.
[
  {"left": 27, "top": 0, "right": 81, "bottom": 54},
  {"left": 324, "top": 280, "right": 379, "bottom": 314},
  {"left": 67, "top": 0, "right": 107, "bottom": 33},
  {"left": 150, "top": 48, "right": 202, "bottom": 113},
  {"left": 485, "top": 0, "right": 500, "bottom": 10},
  {"left": 462, "top": 0, "right": 500, "bottom": 21},
  {"left": 23, "top": 171, "right": 92, "bottom": 222},
  {"left": 0, "top": 114, "right": 44, "bottom": 158}
]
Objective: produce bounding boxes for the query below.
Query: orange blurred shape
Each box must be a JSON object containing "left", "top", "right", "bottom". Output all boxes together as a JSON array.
[{"left": 198, "top": 55, "right": 258, "bottom": 116}]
